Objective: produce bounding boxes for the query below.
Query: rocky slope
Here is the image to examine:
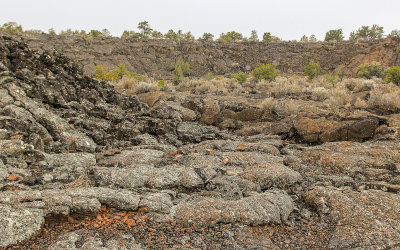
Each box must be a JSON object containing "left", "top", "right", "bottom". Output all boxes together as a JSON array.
[
  {"left": 1, "top": 34, "right": 400, "bottom": 249},
  {"left": 21, "top": 32, "right": 400, "bottom": 78}
]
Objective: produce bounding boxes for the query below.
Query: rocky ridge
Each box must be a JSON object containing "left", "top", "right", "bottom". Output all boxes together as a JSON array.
[
  {"left": 21, "top": 32, "right": 400, "bottom": 78},
  {"left": 0, "top": 35, "right": 400, "bottom": 249}
]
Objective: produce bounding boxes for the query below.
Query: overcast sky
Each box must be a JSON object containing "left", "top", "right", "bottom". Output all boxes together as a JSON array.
[{"left": 1, "top": 0, "right": 399, "bottom": 40}]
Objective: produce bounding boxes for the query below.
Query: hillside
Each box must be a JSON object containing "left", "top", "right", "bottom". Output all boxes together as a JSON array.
[{"left": 21, "top": 32, "right": 400, "bottom": 78}]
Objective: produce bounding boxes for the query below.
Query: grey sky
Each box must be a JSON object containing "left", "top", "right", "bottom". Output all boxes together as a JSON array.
[{"left": 1, "top": 0, "right": 399, "bottom": 40}]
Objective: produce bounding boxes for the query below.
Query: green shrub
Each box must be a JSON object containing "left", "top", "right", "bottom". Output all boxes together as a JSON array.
[
  {"left": 164, "top": 29, "right": 177, "bottom": 39},
  {"left": 252, "top": 64, "right": 280, "bottom": 82},
  {"left": 350, "top": 25, "right": 384, "bottom": 40},
  {"left": 324, "top": 73, "right": 338, "bottom": 85},
  {"left": 300, "top": 35, "right": 309, "bottom": 42},
  {"left": 0, "top": 22, "right": 23, "bottom": 35},
  {"left": 113, "top": 63, "right": 130, "bottom": 79},
  {"left": 88, "top": 30, "right": 102, "bottom": 37},
  {"left": 388, "top": 30, "right": 400, "bottom": 39},
  {"left": 177, "top": 60, "right": 190, "bottom": 75},
  {"left": 137, "top": 21, "right": 153, "bottom": 38},
  {"left": 121, "top": 30, "right": 136, "bottom": 38},
  {"left": 335, "top": 64, "right": 345, "bottom": 81},
  {"left": 309, "top": 34, "right": 317, "bottom": 42},
  {"left": 152, "top": 30, "right": 163, "bottom": 38},
  {"left": 101, "top": 29, "right": 111, "bottom": 37},
  {"left": 355, "top": 61, "right": 384, "bottom": 79},
  {"left": 172, "top": 60, "right": 190, "bottom": 85},
  {"left": 217, "top": 31, "right": 243, "bottom": 42},
  {"left": 157, "top": 79, "right": 167, "bottom": 90},
  {"left": 207, "top": 72, "right": 214, "bottom": 80},
  {"left": 231, "top": 73, "right": 248, "bottom": 84},
  {"left": 182, "top": 31, "right": 195, "bottom": 40},
  {"left": 325, "top": 29, "right": 344, "bottom": 41},
  {"left": 48, "top": 28, "right": 56, "bottom": 35},
  {"left": 249, "top": 30, "right": 259, "bottom": 41},
  {"left": 384, "top": 66, "right": 400, "bottom": 85},
  {"left": 262, "top": 32, "right": 280, "bottom": 42},
  {"left": 158, "top": 79, "right": 166, "bottom": 87},
  {"left": 200, "top": 33, "right": 214, "bottom": 41},
  {"left": 300, "top": 35, "right": 317, "bottom": 42},
  {"left": 94, "top": 63, "right": 142, "bottom": 82},
  {"left": 94, "top": 65, "right": 119, "bottom": 81},
  {"left": 173, "top": 65, "right": 184, "bottom": 85},
  {"left": 304, "top": 60, "right": 323, "bottom": 80}
]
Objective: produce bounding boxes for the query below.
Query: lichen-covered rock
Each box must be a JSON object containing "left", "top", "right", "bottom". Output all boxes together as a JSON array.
[
  {"left": 0, "top": 188, "right": 140, "bottom": 215},
  {"left": 93, "top": 165, "right": 204, "bottom": 190},
  {"left": 139, "top": 193, "right": 173, "bottom": 214},
  {"left": 96, "top": 148, "right": 164, "bottom": 167},
  {"left": 304, "top": 186, "right": 400, "bottom": 249},
  {"left": 240, "top": 163, "right": 302, "bottom": 189},
  {"left": 206, "top": 175, "right": 261, "bottom": 199},
  {"left": 0, "top": 204, "right": 44, "bottom": 247},
  {"left": 0, "top": 159, "right": 8, "bottom": 180},
  {"left": 44, "top": 152, "right": 96, "bottom": 182},
  {"left": 177, "top": 121, "right": 219, "bottom": 142},
  {"left": 294, "top": 117, "right": 382, "bottom": 143},
  {"left": 175, "top": 191, "right": 294, "bottom": 226},
  {"left": 49, "top": 230, "right": 142, "bottom": 250}
]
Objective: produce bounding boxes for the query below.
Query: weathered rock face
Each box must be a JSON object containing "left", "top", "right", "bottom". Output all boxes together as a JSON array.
[
  {"left": 20, "top": 33, "right": 400, "bottom": 78},
  {"left": 1, "top": 35, "right": 400, "bottom": 249}
]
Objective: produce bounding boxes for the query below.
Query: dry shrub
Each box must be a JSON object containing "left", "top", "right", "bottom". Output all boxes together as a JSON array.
[
  {"left": 196, "top": 80, "right": 219, "bottom": 94},
  {"left": 176, "top": 78, "right": 244, "bottom": 95},
  {"left": 259, "top": 97, "right": 298, "bottom": 116},
  {"left": 113, "top": 76, "right": 136, "bottom": 90},
  {"left": 342, "top": 78, "right": 374, "bottom": 92},
  {"left": 282, "top": 99, "right": 298, "bottom": 116},
  {"left": 329, "top": 88, "right": 352, "bottom": 106},
  {"left": 260, "top": 97, "right": 276, "bottom": 113},
  {"left": 354, "top": 98, "right": 368, "bottom": 109},
  {"left": 113, "top": 76, "right": 159, "bottom": 94},
  {"left": 134, "top": 82, "right": 157, "bottom": 94},
  {"left": 311, "top": 87, "right": 330, "bottom": 101},
  {"left": 368, "top": 83, "right": 400, "bottom": 112},
  {"left": 266, "top": 77, "right": 305, "bottom": 98}
]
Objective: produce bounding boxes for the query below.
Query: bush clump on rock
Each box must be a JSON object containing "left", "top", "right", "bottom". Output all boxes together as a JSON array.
[
  {"left": 231, "top": 73, "right": 248, "bottom": 84},
  {"left": 384, "top": 66, "right": 400, "bottom": 85},
  {"left": 252, "top": 64, "right": 279, "bottom": 82},
  {"left": 173, "top": 60, "right": 190, "bottom": 85},
  {"left": 94, "top": 63, "right": 143, "bottom": 82},
  {"left": 304, "top": 60, "right": 323, "bottom": 80},
  {"left": 355, "top": 61, "right": 384, "bottom": 79}
]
